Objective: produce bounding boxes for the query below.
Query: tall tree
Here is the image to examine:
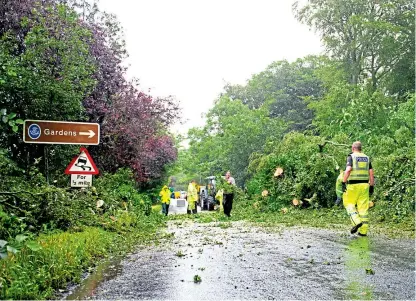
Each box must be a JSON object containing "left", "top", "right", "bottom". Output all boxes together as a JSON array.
[
  {"left": 0, "top": 1, "right": 96, "bottom": 171},
  {"left": 294, "top": 0, "right": 415, "bottom": 93},
  {"left": 0, "top": 0, "right": 180, "bottom": 184},
  {"left": 224, "top": 56, "right": 325, "bottom": 131},
  {"left": 184, "top": 97, "right": 286, "bottom": 186}
]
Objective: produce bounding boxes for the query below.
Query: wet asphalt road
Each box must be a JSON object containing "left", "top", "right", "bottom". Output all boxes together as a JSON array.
[{"left": 66, "top": 220, "right": 415, "bottom": 300}]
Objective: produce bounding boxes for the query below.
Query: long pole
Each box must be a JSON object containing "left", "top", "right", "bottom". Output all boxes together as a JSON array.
[{"left": 44, "top": 145, "right": 49, "bottom": 185}]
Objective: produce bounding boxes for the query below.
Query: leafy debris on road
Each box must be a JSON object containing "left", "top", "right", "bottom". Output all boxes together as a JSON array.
[{"left": 194, "top": 275, "right": 202, "bottom": 283}]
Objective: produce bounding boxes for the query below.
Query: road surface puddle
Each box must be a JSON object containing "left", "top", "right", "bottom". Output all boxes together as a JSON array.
[{"left": 64, "top": 220, "right": 415, "bottom": 300}]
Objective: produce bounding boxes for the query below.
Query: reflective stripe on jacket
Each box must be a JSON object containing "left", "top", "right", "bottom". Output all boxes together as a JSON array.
[{"left": 349, "top": 152, "right": 370, "bottom": 181}]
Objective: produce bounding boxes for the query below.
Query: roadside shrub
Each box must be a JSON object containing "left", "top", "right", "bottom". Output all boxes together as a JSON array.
[
  {"left": 246, "top": 109, "right": 415, "bottom": 222},
  {"left": 94, "top": 168, "right": 153, "bottom": 216},
  {"left": 372, "top": 155, "right": 415, "bottom": 222},
  {"left": 0, "top": 151, "right": 155, "bottom": 239},
  {"left": 0, "top": 166, "right": 99, "bottom": 233},
  {"left": 247, "top": 133, "right": 343, "bottom": 210},
  {"left": 0, "top": 206, "right": 27, "bottom": 239}
]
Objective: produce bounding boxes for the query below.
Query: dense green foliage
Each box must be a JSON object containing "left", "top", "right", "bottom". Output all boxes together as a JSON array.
[
  {"left": 294, "top": 0, "right": 415, "bottom": 94},
  {"left": 0, "top": 0, "right": 179, "bottom": 184},
  {"left": 175, "top": 0, "right": 415, "bottom": 223},
  {"left": 247, "top": 133, "right": 342, "bottom": 210},
  {"left": 0, "top": 216, "right": 164, "bottom": 299},
  {"left": 0, "top": 148, "right": 154, "bottom": 237},
  {"left": 180, "top": 97, "right": 286, "bottom": 185},
  {"left": 0, "top": 0, "right": 414, "bottom": 298},
  {"left": 0, "top": 146, "right": 164, "bottom": 299},
  {"left": 0, "top": 1, "right": 176, "bottom": 297},
  {"left": 224, "top": 56, "right": 325, "bottom": 131},
  {"left": 0, "top": 0, "right": 177, "bottom": 239}
]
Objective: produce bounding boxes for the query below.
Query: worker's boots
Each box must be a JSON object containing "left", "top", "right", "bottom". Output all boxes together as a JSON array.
[{"left": 350, "top": 222, "right": 363, "bottom": 234}]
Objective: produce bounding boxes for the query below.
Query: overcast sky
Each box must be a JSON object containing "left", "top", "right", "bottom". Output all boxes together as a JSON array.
[{"left": 98, "top": 0, "right": 323, "bottom": 134}]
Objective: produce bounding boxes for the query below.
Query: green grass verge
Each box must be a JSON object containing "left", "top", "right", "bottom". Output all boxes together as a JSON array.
[
  {"left": 0, "top": 212, "right": 165, "bottom": 300},
  {"left": 168, "top": 200, "right": 415, "bottom": 238}
]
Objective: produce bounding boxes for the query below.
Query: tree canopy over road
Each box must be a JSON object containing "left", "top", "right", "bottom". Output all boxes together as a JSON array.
[{"left": 173, "top": 0, "right": 415, "bottom": 216}]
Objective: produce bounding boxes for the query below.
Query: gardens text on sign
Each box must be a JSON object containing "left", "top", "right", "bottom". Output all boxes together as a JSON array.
[{"left": 24, "top": 120, "right": 100, "bottom": 145}]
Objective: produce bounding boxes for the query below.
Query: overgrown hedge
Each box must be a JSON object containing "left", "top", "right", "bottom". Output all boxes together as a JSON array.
[
  {"left": 0, "top": 146, "right": 166, "bottom": 299},
  {"left": 0, "top": 213, "right": 164, "bottom": 299},
  {"left": 247, "top": 133, "right": 343, "bottom": 210},
  {"left": 0, "top": 149, "right": 154, "bottom": 239},
  {"left": 246, "top": 128, "right": 415, "bottom": 222}
]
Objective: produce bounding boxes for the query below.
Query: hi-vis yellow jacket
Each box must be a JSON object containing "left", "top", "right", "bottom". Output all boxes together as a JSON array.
[
  {"left": 349, "top": 152, "right": 370, "bottom": 181},
  {"left": 159, "top": 186, "right": 171, "bottom": 204}
]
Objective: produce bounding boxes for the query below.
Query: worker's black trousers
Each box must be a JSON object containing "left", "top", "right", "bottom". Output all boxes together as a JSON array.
[
  {"left": 162, "top": 203, "right": 169, "bottom": 216},
  {"left": 223, "top": 193, "right": 234, "bottom": 217}
]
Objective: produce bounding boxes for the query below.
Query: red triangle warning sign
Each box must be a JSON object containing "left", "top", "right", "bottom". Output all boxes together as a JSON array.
[{"left": 65, "top": 147, "right": 99, "bottom": 175}]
